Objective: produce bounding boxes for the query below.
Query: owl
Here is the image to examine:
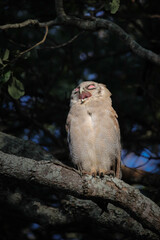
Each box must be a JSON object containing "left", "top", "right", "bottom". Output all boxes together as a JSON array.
[{"left": 66, "top": 81, "right": 121, "bottom": 178}]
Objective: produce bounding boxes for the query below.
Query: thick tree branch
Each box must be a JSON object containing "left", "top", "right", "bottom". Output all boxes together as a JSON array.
[
  {"left": 0, "top": 184, "right": 69, "bottom": 226},
  {"left": 0, "top": 149, "right": 160, "bottom": 235},
  {"left": 0, "top": 184, "right": 158, "bottom": 240},
  {"left": 1, "top": 131, "right": 160, "bottom": 188},
  {"left": 63, "top": 196, "right": 159, "bottom": 240},
  {"left": 122, "top": 165, "right": 160, "bottom": 187},
  {"left": 0, "top": 131, "right": 53, "bottom": 161},
  {"left": 0, "top": 0, "right": 160, "bottom": 65}
]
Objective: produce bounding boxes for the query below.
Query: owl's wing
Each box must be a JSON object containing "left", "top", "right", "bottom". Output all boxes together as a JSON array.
[
  {"left": 110, "top": 107, "right": 118, "bottom": 118},
  {"left": 109, "top": 107, "right": 120, "bottom": 133},
  {"left": 65, "top": 113, "right": 71, "bottom": 143},
  {"left": 109, "top": 107, "right": 121, "bottom": 178}
]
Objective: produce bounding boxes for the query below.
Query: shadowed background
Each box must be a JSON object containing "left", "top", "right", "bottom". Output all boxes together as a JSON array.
[{"left": 0, "top": 0, "right": 160, "bottom": 239}]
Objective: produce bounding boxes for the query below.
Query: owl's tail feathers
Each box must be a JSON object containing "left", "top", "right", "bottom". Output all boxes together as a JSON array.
[{"left": 115, "top": 153, "right": 122, "bottom": 179}]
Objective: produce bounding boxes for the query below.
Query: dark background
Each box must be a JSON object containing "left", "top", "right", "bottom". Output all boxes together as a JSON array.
[{"left": 0, "top": 0, "right": 160, "bottom": 239}]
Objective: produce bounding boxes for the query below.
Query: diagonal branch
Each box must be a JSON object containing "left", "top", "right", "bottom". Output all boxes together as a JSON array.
[
  {"left": 53, "top": 0, "right": 160, "bottom": 66},
  {"left": 0, "top": 183, "right": 158, "bottom": 240},
  {"left": 0, "top": 0, "right": 160, "bottom": 65},
  {"left": 49, "top": 31, "right": 84, "bottom": 50},
  {"left": 0, "top": 149, "right": 160, "bottom": 235},
  {"left": 55, "top": 14, "right": 160, "bottom": 66},
  {"left": 19, "top": 26, "right": 48, "bottom": 56},
  {"left": 122, "top": 165, "right": 160, "bottom": 187},
  {"left": 1, "top": 131, "right": 160, "bottom": 189},
  {"left": 0, "top": 19, "right": 57, "bottom": 29}
]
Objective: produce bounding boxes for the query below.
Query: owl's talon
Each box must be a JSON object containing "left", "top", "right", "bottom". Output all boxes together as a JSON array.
[
  {"left": 81, "top": 170, "right": 89, "bottom": 176},
  {"left": 92, "top": 172, "right": 96, "bottom": 177},
  {"left": 107, "top": 170, "right": 115, "bottom": 177},
  {"left": 100, "top": 172, "right": 104, "bottom": 178},
  {"left": 97, "top": 171, "right": 99, "bottom": 176}
]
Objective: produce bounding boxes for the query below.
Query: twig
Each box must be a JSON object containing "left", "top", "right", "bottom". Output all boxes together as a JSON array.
[
  {"left": 0, "top": 0, "right": 160, "bottom": 65},
  {"left": 0, "top": 19, "right": 56, "bottom": 29},
  {"left": 149, "top": 15, "right": 160, "bottom": 19},
  {"left": 19, "top": 26, "right": 48, "bottom": 56},
  {"left": 49, "top": 31, "right": 84, "bottom": 49}
]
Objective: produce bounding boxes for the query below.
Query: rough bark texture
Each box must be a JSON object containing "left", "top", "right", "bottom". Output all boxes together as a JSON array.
[
  {"left": 0, "top": 132, "right": 160, "bottom": 237},
  {"left": 0, "top": 131, "right": 159, "bottom": 187},
  {"left": 0, "top": 181, "right": 158, "bottom": 240}
]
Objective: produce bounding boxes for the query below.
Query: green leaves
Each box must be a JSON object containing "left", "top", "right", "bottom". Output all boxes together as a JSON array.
[
  {"left": 3, "top": 49, "right": 10, "bottom": 61},
  {"left": 86, "top": 0, "right": 120, "bottom": 14},
  {"left": 105, "top": 0, "right": 120, "bottom": 14},
  {"left": 0, "top": 48, "right": 25, "bottom": 99},
  {"left": 8, "top": 77, "right": 25, "bottom": 99},
  {"left": 110, "top": 0, "right": 120, "bottom": 14},
  {"left": 0, "top": 49, "right": 10, "bottom": 69},
  {"left": 0, "top": 71, "right": 11, "bottom": 84},
  {"left": 0, "top": 58, "right": 3, "bottom": 66},
  {"left": 0, "top": 73, "right": 25, "bottom": 99}
]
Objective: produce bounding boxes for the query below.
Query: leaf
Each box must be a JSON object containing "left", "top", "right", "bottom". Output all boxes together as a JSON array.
[
  {"left": 0, "top": 58, "right": 3, "bottom": 66},
  {"left": 8, "top": 77, "right": 25, "bottom": 99},
  {"left": 0, "top": 71, "right": 11, "bottom": 84},
  {"left": 3, "top": 49, "right": 10, "bottom": 61},
  {"left": 110, "top": 0, "right": 120, "bottom": 14}
]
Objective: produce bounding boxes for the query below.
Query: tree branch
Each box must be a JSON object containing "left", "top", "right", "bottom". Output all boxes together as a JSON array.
[
  {"left": 55, "top": 0, "right": 66, "bottom": 18},
  {"left": 18, "top": 26, "right": 48, "bottom": 56},
  {"left": 0, "top": 0, "right": 160, "bottom": 65},
  {"left": 0, "top": 19, "right": 57, "bottom": 29},
  {"left": 0, "top": 183, "right": 69, "bottom": 226},
  {"left": 0, "top": 131, "right": 53, "bottom": 161},
  {"left": 0, "top": 184, "right": 158, "bottom": 240},
  {"left": 122, "top": 165, "right": 160, "bottom": 187},
  {"left": 0, "top": 148, "right": 160, "bottom": 235},
  {"left": 1, "top": 131, "right": 160, "bottom": 188},
  {"left": 49, "top": 31, "right": 84, "bottom": 50}
]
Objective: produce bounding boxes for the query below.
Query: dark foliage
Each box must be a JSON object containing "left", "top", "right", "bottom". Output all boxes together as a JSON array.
[{"left": 0, "top": 0, "right": 160, "bottom": 239}]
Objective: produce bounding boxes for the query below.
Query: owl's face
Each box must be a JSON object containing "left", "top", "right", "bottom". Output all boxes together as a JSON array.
[{"left": 70, "top": 81, "right": 111, "bottom": 105}]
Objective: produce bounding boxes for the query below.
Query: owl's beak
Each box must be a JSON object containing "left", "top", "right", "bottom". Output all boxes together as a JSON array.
[
  {"left": 79, "top": 87, "right": 92, "bottom": 104},
  {"left": 79, "top": 87, "right": 83, "bottom": 95},
  {"left": 79, "top": 87, "right": 84, "bottom": 103}
]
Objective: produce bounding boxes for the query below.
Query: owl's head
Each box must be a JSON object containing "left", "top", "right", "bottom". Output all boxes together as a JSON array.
[{"left": 70, "top": 81, "right": 111, "bottom": 106}]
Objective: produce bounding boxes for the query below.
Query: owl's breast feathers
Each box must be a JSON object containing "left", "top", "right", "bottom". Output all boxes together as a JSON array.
[{"left": 66, "top": 95, "right": 119, "bottom": 134}]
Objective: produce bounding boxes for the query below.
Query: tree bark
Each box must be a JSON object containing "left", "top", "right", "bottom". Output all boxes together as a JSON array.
[
  {"left": 0, "top": 132, "right": 160, "bottom": 237},
  {"left": 0, "top": 181, "right": 158, "bottom": 240}
]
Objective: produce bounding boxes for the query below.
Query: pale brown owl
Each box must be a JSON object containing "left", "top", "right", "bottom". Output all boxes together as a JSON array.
[{"left": 66, "top": 81, "right": 121, "bottom": 178}]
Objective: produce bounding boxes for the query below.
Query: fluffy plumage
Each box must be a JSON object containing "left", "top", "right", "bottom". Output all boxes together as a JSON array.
[{"left": 66, "top": 81, "right": 121, "bottom": 178}]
